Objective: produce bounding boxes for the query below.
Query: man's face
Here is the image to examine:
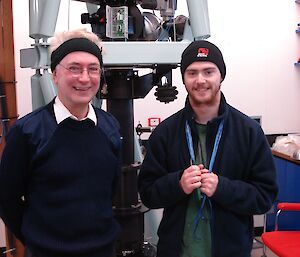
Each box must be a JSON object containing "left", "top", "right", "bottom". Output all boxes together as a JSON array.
[
  {"left": 184, "top": 61, "right": 222, "bottom": 107},
  {"left": 52, "top": 51, "right": 100, "bottom": 110}
]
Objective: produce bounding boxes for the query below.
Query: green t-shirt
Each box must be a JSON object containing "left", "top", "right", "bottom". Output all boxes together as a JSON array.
[{"left": 181, "top": 123, "right": 212, "bottom": 257}]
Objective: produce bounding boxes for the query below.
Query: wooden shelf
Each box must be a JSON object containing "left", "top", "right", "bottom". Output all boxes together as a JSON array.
[{"left": 272, "top": 150, "right": 300, "bottom": 165}]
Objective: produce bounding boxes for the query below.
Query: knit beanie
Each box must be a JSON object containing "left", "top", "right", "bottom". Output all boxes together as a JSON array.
[{"left": 180, "top": 40, "right": 226, "bottom": 81}]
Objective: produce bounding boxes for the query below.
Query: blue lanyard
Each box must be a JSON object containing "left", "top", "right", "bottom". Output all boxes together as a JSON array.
[
  {"left": 185, "top": 119, "right": 224, "bottom": 238},
  {"left": 185, "top": 119, "right": 224, "bottom": 169}
]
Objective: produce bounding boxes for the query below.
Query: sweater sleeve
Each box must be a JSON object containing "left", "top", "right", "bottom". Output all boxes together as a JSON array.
[{"left": 0, "top": 125, "right": 28, "bottom": 243}]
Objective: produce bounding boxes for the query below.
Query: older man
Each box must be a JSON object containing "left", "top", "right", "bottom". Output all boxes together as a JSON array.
[{"left": 0, "top": 28, "right": 121, "bottom": 257}]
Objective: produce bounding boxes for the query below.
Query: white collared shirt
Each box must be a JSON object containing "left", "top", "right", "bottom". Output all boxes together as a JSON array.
[{"left": 53, "top": 97, "right": 97, "bottom": 125}]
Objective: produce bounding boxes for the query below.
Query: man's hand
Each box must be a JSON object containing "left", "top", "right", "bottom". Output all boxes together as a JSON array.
[
  {"left": 199, "top": 169, "right": 218, "bottom": 197},
  {"left": 180, "top": 164, "right": 205, "bottom": 194}
]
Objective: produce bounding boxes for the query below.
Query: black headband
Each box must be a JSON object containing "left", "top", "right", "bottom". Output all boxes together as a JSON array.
[{"left": 50, "top": 38, "right": 103, "bottom": 71}]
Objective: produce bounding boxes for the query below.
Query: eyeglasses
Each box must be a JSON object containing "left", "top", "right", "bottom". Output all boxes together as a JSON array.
[{"left": 58, "top": 63, "right": 101, "bottom": 77}]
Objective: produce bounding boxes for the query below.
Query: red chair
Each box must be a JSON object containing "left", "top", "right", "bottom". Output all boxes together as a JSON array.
[{"left": 261, "top": 202, "right": 300, "bottom": 257}]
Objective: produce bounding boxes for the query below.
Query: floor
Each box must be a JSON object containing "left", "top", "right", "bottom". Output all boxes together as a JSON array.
[
  {"left": 0, "top": 238, "right": 279, "bottom": 257},
  {"left": 251, "top": 238, "right": 278, "bottom": 257}
]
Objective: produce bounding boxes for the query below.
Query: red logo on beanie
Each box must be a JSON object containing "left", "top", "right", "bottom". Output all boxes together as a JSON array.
[{"left": 197, "top": 48, "right": 209, "bottom": 57}]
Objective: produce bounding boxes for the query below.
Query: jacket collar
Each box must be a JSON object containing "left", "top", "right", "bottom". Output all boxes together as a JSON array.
[{"left": 184, "top": 92, "right": 228, "bottom": 127}]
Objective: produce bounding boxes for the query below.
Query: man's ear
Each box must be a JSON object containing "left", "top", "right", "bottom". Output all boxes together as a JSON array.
[{"left": 52, "top": 70, "right": 58, "bottom": 84}]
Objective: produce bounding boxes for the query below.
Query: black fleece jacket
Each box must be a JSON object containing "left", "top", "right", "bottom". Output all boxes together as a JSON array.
[{"left": 138, "top": 93, "right": 278, "bottom": 257}]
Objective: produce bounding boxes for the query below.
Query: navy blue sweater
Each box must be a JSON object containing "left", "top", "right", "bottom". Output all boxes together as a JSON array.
[
  {"left": 0, "top": 102, "right": 121, "bottom": 257},
  {"left": 138, "top": 93, "right": 278, "bottom": 257}
]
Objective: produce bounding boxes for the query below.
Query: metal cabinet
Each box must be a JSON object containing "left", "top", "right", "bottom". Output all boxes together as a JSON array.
[{"left": 266, "top": 154, "right": 300, "bottom": 231}]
